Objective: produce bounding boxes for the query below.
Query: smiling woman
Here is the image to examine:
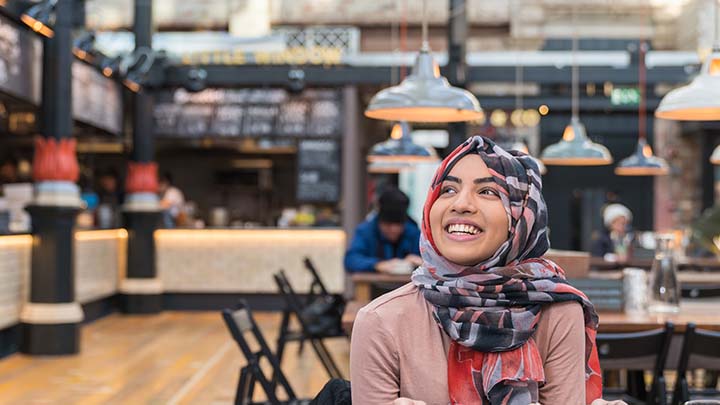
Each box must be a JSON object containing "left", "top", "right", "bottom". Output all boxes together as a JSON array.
[{"left": 350, "top": 136, "right": 609, "bottom": 405}]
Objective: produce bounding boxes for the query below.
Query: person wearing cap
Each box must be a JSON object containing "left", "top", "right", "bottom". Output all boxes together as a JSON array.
[
  {"left": 591, "top": 203, "right": 634, "bottom": 261},
  {"left": 344, "top": 188, "right": 422, "bottom": 273}
]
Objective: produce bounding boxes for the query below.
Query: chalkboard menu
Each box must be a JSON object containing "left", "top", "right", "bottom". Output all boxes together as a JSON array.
[
  {"left": 296, "top": 139, "right": 340, "bottom": 203},
  {"left": 0, "top": 14, "right": 42, "bottom": 105},
  {"left": 153, "top": 87, "right": 342, "bottom": 138},
  {"left": 72, "top": 61, "right": 123, "bottom": 135}
]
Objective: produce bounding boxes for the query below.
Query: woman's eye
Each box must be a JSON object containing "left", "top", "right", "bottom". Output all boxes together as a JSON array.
[
  {"left": 440, "top": 186, "right": 456, "bottom": 195},
  {"left": 479, "top": 188, "right": 499, "bottom": 197}
]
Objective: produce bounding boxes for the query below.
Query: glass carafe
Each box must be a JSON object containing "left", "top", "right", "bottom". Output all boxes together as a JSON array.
[{"left": 648, "top": 234, "right": 680, "bottom": 313}]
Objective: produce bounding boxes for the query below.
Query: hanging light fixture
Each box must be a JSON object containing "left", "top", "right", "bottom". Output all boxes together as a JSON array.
[
  {"left": 656, "top": 1, "right": 720, "bottom": 121},
  {"left": 367, "top": 122, "right": 439, "bottom": 163},
  {"left": 364, "top": 0, "right": 483, "bottom": 123},
  {"left": 616, "top": 40, "right": 669, "bottom": 176},
  {"left": 540, "top": 8, "right": 613, "bottom": 166},
  {"left": 21, "top": 0, "right": 56, "bottom": 38},
  {"left": 711, "top": 145, "right": 720, "bottom": 164},
  {"left": 509, "top": 47, "right": 546, "bottom": 175}
]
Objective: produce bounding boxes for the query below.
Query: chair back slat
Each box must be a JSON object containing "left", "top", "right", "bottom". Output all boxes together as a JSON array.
[
  {"left": 304, "top": 257, "right": 331, "bottom": 297},
  {"left": 682, "top": 285, "right": 720, "bottom": 299},
  {"left": 597, "top": 325, "right": 672, "bottom": 361},
  {"left": 231, "top": 309, "right": 253, "bottom": 333},
  {"left": 689, "top": 328, "right": 720, "bottom": 359}
]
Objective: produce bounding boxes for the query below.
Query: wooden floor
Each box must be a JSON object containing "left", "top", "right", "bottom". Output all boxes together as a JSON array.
[{"left": 0, "top": 311, "right": 350, "bottom": 404}]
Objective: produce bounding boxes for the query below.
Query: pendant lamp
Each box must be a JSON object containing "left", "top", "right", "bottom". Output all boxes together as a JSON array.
[
  {"left": 364, "top": 0, "right": 483, "bottom": 123},
  {"left": 656, "top": 1, "right": 720, "bottom": 121},
  {"left": 711, "top": 145, "right": 720, "bottom": 165},
  {"left": 508, "top": 54, "right": 547, "bottom": 175},
  {"left": 616, "top": 41, "right": 669, "bottom": 176},
  {"left": 540, "top": 10, "right": 613, "bottom": 166},
  {"left": 367, "top": 122, "right": 439, "bottom": 163}
]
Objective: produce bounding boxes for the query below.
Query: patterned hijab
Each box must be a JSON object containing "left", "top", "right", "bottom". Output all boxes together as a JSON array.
[{"left": 411, "top": 136, "right": 602, "bottom": 404}]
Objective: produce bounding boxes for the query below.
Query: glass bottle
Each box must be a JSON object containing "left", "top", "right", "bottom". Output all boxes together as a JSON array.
[{"left": 648, "top": 234, "right": 680, "bottom": 313}]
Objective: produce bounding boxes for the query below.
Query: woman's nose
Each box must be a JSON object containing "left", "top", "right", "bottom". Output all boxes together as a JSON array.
[{"left": 450, "top": 189, "right": 477, "bottom": 214}]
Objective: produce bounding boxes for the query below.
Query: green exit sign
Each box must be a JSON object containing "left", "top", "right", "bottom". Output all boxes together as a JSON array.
[{"left": 610, "top": 87, "right": 640, "bottom": 106}]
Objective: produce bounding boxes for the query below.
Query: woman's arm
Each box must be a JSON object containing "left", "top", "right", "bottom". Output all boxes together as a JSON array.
[
  {"left": 537, "top": 301, "right": 587, "bottom": 404},
  {"left": 350, "top": 308, "right": 400, "bottom": 405}
]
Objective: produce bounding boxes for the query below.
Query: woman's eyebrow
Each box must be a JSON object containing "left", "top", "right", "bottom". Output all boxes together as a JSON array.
[
  {"left": 474, "top": 176, "right": 494, "bottom": 185},
  {"left": 444, "top": 175, "right": 461, "bottom": 184}
]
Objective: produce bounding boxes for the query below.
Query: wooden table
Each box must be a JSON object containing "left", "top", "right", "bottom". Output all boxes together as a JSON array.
[
  {"left": 350, "top": 271, "right": 720, "bottom": 302},
  {"left": 591, "top": 256, "right": 720, "bottom": 271}
]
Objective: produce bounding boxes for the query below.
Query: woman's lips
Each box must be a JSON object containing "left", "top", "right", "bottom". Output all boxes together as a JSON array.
[{"left": 444, "top": 228, "right": 483, "bottom": 242}]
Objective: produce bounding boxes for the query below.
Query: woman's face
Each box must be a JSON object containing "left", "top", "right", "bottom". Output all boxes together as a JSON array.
[{"left": 429, "top": 154, "right": 509, "bottom": 266}]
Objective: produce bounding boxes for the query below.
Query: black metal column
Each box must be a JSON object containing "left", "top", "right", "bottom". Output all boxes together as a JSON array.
[
  {"left": 446, "top": 0, "right": 468, "bottom": 153},
  {"left": 21, "top": 0, "right": 82, "bottom": 355},
  {"left": 121, "top": 0, "right": 162, "bottom": 313}
]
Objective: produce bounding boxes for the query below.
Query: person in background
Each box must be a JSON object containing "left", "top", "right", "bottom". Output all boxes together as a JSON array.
[
  {"left": 592, "top": 203, "right": 633, "bottom": 262},
  {"left": 0, "top": 157, "right": 19, "bottom": 186},
  {"left": 159, "top": 172, "right": 185, "bottom": 227},
  {"left": 96, "top": 168, "right": 124, "bottom": 229},
  {"left": 344, "top": 188, "right": 421, "bottom": 273}
]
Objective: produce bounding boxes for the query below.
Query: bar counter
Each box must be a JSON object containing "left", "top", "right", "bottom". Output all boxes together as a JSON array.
[
  {"left": 0, "top": 229, "right": 127, "bottom": 330},
  {"left": 155, "top": 228, "right": 345, "bottom": 294},
  {"left": 0, "top": 227, "right": 345, "bottom": 330}
]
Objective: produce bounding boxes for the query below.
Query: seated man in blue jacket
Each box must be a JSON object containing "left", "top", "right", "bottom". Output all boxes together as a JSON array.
[{"left": 344, "top": 188, "right": 422, "bottom": 273}]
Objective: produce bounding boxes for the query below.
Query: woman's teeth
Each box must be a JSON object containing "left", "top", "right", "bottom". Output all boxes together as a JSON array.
[{"left": 447, "top": 224, "right": 479, "bottom": 235}]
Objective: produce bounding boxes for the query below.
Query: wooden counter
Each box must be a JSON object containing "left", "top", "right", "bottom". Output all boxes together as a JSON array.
[
  {"left": 155, "top": 228, "right": 345, "bottom": 294},
  {"left": 0, "top": 230, "right": 127, "bottom": 329}
]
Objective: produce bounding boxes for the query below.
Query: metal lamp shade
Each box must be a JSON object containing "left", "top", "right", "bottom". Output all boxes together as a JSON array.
[
  {"left": 615, "top": 138, "right": 669, "bottom": 176},
  {"left": 656, "top": 51, "right": 720, "bottom": 121},
  {"left": 540, "top": 117, "right": 613, "bottom": 166},
  {"left": 365, "top": 51, "right": 483, "bottom": 123},
  {"left": 367, "top": 122, "right": 439, "bottom": 163},
  {"left": 711, "top": 144, "right": 720, "bottom": 165}
]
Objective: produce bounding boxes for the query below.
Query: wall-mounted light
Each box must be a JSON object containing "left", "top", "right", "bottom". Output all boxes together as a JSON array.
[
  {"left": 21, "top": 0, "right": 56, "bottom": 38},
  {"left": 119, "top": 47, "right": 157, "bottom": 92},
  {"left": 99, "top": 55, "right": 122, "bottom": 78},
  {"left": 73, "top": 31, "right": 98, "bottom": 63}
]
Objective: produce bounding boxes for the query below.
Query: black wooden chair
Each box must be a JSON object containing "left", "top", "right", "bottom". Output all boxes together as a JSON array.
[
  {"left": 274, "top": 270, "right": 344, "bottom": 380},
  {"left": 597, "top": 322, "right": 675, "bottom": 405},
  {"left": 221, "top": 300, "right": 310, "bottom": 405},
  {"left": 682, "top": 285, "right": 720, "bottom": 299},
  {"left": 671, "top": 323, "right": 720, "bottom": 405}
]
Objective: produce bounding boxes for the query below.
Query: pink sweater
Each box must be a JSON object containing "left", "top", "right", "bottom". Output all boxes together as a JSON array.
[{"left": 350, "top": 283, "right": 587, "bottom": 405}]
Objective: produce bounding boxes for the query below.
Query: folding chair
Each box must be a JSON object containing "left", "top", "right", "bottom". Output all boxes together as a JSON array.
[
  {"left": 274, "top": 270, "right": 344, "bottom": 380},
  {"left": 671, "top": 323, "right": 720, "bottom": 405},
  {"left": 221, "top": 300, "right": 310, "bottom": 405},
  {"left": 303, "top": 257, "right": 347, "bottom": 331},
  {"left": 597, "top": 322, "right": 675, "bottom": 405}
]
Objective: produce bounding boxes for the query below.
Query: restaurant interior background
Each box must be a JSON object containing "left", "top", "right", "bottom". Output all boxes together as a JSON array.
[
  {"left": 1, "top": 0, "right": 720, "bottom": 403},
  {"left": 4, "top": 0, "right": 718, "bottom": 250}
]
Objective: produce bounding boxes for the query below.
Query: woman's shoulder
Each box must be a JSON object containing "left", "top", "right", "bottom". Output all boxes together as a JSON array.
[
  {"left": 539, "top": 300, "right": 584, "bottom": 327},
  {"left": 357, "top": 283, "right": 427, "bottom": 324}
]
